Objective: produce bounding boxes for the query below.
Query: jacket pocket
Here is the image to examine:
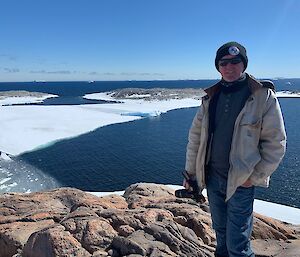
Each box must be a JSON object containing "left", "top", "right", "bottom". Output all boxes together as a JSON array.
[
  {"left": 239, "top": 116, "right": 262, "bottom": 146},
  {"left": 240, "top": 116, "right": 261, "bottom": 128}
]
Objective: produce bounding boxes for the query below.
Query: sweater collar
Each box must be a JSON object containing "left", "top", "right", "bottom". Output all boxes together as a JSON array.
[
  {"left": 220, "top": 73, "right": 247, "bottom": 94},
  {"left": 204, "top": 73, "right": 263, "bottom": 98}
]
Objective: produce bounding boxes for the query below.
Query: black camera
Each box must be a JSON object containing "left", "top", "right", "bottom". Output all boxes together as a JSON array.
[{"left": 175, "top": 171, "right": 205, "bottom": 203}]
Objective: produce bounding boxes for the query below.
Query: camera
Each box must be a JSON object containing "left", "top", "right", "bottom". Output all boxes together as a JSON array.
[{"left": 175, "top": 171, "right": 206, "bottom": 203}]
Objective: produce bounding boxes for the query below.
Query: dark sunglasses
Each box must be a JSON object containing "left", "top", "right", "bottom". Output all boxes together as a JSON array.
[{"left": 219, "top": 57, "right": 242, "bottom": 67}]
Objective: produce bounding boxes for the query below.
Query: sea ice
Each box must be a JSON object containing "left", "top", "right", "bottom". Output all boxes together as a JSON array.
[{"left": 0, "top": 93, "right": 200, "bottom": 155}]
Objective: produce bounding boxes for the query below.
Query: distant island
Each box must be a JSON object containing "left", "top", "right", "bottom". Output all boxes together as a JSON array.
[
  {"left": 96, "top": 88, "right": 205, "bottom": 101},
  {"left": 0, "top": 90, "right": 51, "bottom": 99},
  {"left": 1, "top": 88, "right": 300, "bottom": 103},
  {"left": 87, "top": 88, "right": 300, "bottom": 102},
  {"left": 0, "top": 91, "right": 58, "bottom": 106}
]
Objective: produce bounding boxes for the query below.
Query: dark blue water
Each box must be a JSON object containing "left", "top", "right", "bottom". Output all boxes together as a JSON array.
[
  {"left": 19, "top": 110, "right": 190, "bottom": 191},
  {"left": 256, "top": 98, "right": 300, "bottom": 207},
  {"left": 1, "top": 79, "right": 300, "bottom": 208}
]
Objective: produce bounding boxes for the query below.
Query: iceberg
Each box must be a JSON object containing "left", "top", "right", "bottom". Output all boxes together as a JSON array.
[
  {"left": 0, "top": 152, "right": 12, "bottom": 161},
  {"left": 121, "top": 110, "right": 161, "bottom": 117}
]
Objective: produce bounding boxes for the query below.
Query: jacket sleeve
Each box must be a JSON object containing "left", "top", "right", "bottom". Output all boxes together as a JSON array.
[
  {"left": 185, "top": 105, "right": 204, "bottom": 176},
  {"left": 249, "top": 90, "right": 286, "bottom": 184}
]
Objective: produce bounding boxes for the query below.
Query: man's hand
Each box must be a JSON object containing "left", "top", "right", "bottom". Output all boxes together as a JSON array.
[
  {"left": 241, "top": 179, "right": 253, "bottom": 188},
  {"left": 183, "top": 178, "right": 193, "bottom": 192}
]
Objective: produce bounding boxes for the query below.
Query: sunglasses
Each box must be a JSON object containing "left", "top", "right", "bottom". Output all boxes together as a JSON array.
[{"left": 219, "top": 57, "right": 242, "bottom": 67}]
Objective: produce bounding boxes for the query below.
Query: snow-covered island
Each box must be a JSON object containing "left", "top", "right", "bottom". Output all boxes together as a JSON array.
[
  {"left": 0, "top": 90, "right": 58, "bottom": 106},
  {"left": 89, "top": 87, "right": 205, "bottom": 101},
  {"left": 84, "top": 88, "right": 300, "bottom": 101}
]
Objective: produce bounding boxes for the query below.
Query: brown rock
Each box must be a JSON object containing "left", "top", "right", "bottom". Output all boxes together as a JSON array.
[
  {"left": 123, "top": 183, "right": 176, "bottom": 208},
  {"left": 112, "top": 229, "right": 183, "bottom": 256},
  {"left": 93, "top": 194, "right": 128, "bottom": 210},
  {"left": 252, "top": 239, "right": 300, "bottom": 257},
  {"left": 117, "top": 225, "right": 135, "bottom": 237},
  {"left": 82, "top": 218, "right": 118, "bottom": 252},
  {"left": 144, "top": 220, "right": 213, "bottom": 256},
  {"left": 0, "top": 184, "right": 299, "bottom": 257},
  {"left": 186, "top": 215, "right": 214, "bottom": 245},
  {"left": 0, "top": 193, "right": 68, "bottom": 224},
  {"left": 23, "top": 224, "right": 91, "bottom": 257},
  {"left": 174, "top": 215, "right": 188, "bottom": 226},
  {"left": 252, "top": 212, "right": 299, "bottom": 241},
  {"left": 0, "top": 220, "right": 55, "bottom": 257},
  {"left": 92, "top": 249, "right": 109, "bottom": 256},
  {"left": 96, "top": 209, "right": 145, "bottom": 230},
  {"left": 253, "top": 212, "right": 298, "bottom": 240},
  {"left": 135, "top": 208, "right": 174, "bottom": 224},
  {"left": 60, "top": 210, "right": 118, "bottom": 253}
]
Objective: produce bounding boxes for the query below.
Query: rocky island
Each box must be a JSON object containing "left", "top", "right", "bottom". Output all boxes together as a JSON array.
[
  {"left": 0, "top": 183, "right": 299, "bottom": 257},
  {"left": 104, "top": 88, "right": 205, "bottom": 101},
  {"left": 88, "top": 87, "right": 300, "bottom": 103},
  {"left": 0, "top": 91, "right": 49, "bottom": 99},
  {"left": 0, "top": 91, "right": 58, "bottom": 106}
]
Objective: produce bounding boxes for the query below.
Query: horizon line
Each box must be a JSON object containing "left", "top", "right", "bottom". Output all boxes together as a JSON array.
[{"left": 0, "top": 77, "right": 299, "bottom": 83}]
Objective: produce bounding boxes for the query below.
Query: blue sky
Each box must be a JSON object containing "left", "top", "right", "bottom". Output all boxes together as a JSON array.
[{"left": 0, "top": 0, "right": 299, "bottom": 82}]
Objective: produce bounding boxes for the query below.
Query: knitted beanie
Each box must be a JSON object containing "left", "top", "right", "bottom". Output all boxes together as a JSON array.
[{"left": 215, "top": 42, "right": 248, "bottom": 71}]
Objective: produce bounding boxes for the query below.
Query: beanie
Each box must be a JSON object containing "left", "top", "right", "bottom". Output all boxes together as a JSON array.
[{"left": 215, "top": 41, "right": 248, "bottom": 71}]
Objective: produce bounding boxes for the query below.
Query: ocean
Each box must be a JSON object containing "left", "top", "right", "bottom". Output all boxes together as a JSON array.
[{"left": 0, "top": 78, "right": 299, "bottom": 208}]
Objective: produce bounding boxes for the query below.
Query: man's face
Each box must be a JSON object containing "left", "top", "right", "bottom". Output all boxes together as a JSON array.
[{"left": 218, "top": 55, "right": 244, "bottom": 82}]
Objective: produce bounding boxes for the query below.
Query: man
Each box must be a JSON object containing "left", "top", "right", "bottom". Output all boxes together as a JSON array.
[{"left": 184, "top": 42, "right": 286, "bottom": 257}]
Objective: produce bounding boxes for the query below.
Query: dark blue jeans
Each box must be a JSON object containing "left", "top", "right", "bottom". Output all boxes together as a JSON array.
[{"left": 206, "top": 174, "right": 255, "bottom": 257}]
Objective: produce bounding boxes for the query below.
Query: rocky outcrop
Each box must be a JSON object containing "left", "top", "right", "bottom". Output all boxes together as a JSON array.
[
  {"left": 108, "top": 88, "right": 205, "bottom": 101},
  {"left": 0, "top": 91, "right": 52, "bottom": 99},
  {"left": 0, "top": 183, "right": 299, "bottom": 257}
]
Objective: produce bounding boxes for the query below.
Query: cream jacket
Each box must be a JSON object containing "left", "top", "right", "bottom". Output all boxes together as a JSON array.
[{"left": 185, "top": 75, "right": 286, "bottom": 201}]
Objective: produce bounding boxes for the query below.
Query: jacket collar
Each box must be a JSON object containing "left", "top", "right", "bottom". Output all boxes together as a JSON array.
[{"left": 204, "top": 73, "right": 263, "bottom": 99}]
